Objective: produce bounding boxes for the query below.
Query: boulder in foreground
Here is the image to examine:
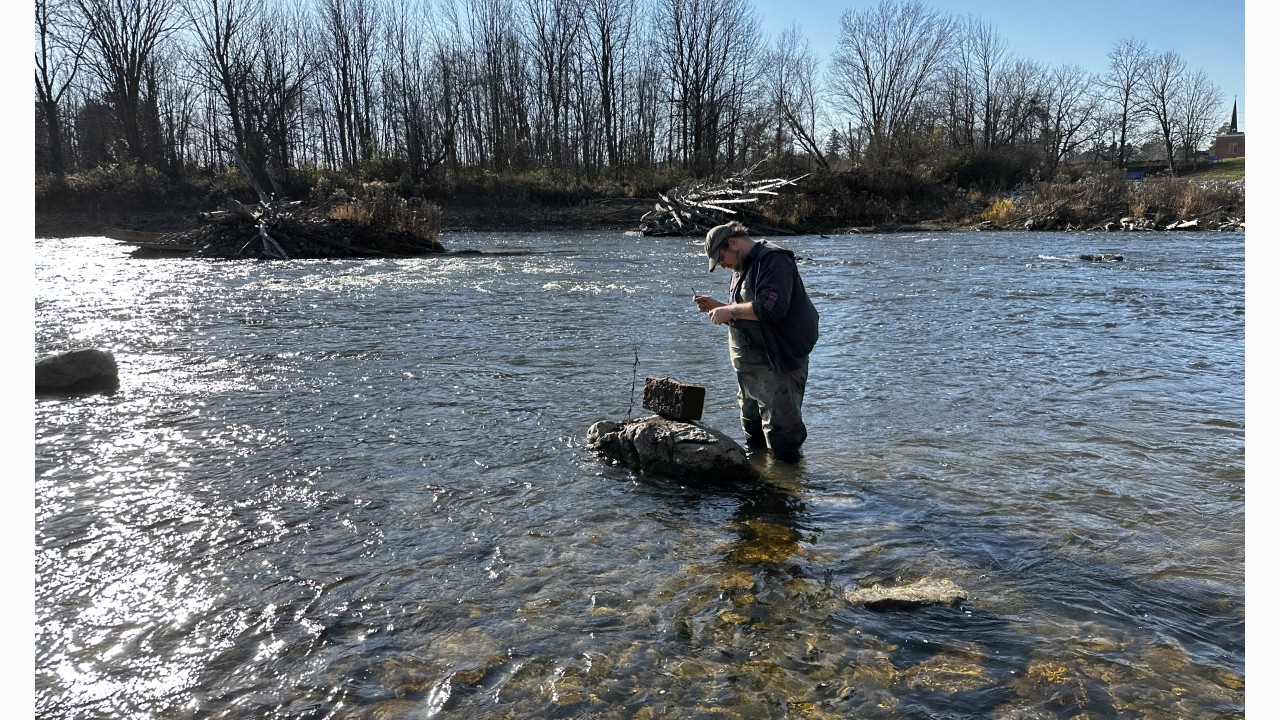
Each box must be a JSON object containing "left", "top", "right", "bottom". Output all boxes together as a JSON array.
[
  {"left": 587, "top": 416, "right": 758, "bottom": 483},
  {"left": 36, "top": 349, "right": 119, "bottom": 394}
]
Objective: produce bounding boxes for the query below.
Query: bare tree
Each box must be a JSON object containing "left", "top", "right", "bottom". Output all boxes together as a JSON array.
[
  {"left": 828, "top": 0, "right": 956, "bottom": 161},
  {"left": 970, "top": 18, "right": 1009, "bottom": 149},
  {"left": 251, "top": 2, "right": 314, "bottom": 187},
  {"left": 1102, "top": 37, "right": 1148, "bottom": 168},
  {"left": 72, "top": 0, "right": 179, "bottom": 166},
  {"left": 459, "top": 0, "right": 534, "bottom": 170},
  {"left": 38, "top": 0, "right": 1241, "bottom": 202},
  {"left": 936, "top": 15, "right": 1009, "bottom": 149},
  {"left": 35, "top": 0, "right": 87, "bottom": 176},
  {"left": 182, "top": 0, "right": 260, "bottom": 173},
  {"left": 625, "top": 30, "right": 662, "bottom": 168},
  {"left": 316, "top": 0, "right": 384, "bottom": 169},
  {"left": 988, "top": 58, "right": 1047, "bottom": 148},
  {"left": 654, "top": 0, "right": 760, "bottom": 175},
  {"left": 183, "top": 0, "right": 312, "bottom": 189},
  {"left": 1137, "top": 49, "right": 1186, "bottom": 175},
  {"left": 937, "top": 16, "right": 987, "bottom": 148},
  {"left": 425, "top": 2, "right": 470, "bottom": 170},
  {"left": 1174, "top": 69, "right": 1223, "bottom": 164},
  {"left": 383, "top": 0, "right": 450, "bottom": 183},
  {"left": 148, "top": 45, "right": 200, "bottom": 172},
  {"left": 521, "top": 0, "right": 586, "bottom": 167},
  {"left": 1040, "top": 63, "right": 1101, "bottom": 179},
  {"left": 581, "top": 0, "right": 637, "bottom": 174},
  {"left": 763, "top": 24, "right": 828, "bottom": 169}
]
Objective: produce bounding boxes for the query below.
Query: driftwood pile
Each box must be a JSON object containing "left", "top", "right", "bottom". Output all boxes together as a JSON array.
[
  {"left": 638, "top": 167, "right": 807, "bottom": 237},
  {"left": 114, "top": 198, "right": 445, "bottom": 260}
]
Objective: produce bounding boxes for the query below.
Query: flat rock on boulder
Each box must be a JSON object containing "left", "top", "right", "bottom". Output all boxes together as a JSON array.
[
  {"left": 36, "top": 349, "right": 119, "bottom": 394},
  {"left": 587, "top": 415, "right": 758, "bottom": 483},
  {"left": 643, "top": 376, "right": 705, "bottom": 421}
]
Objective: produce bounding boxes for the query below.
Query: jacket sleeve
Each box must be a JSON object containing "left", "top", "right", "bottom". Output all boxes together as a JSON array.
[{"left": 749, "top": 252, "right": 796, "bottom": 321}]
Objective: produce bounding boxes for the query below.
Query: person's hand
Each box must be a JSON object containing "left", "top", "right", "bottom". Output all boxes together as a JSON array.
[
  {"left": 708, "top": 306, "right": 734, "bottom": 325},
  {"left": 692, "top": 294, "right": 723, "bottom": 313}
]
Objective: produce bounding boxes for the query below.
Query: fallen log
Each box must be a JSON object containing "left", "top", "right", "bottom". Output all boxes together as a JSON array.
[
  {"left": 638, "top": 165, "right": 807, "bottom": 237},
  {"left": 104, "top": 227, "right": 172, "bottom": 244}
]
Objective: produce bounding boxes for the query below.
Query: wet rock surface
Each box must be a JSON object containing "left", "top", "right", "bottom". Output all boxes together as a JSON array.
[
  {"left": 642, "top": 376, "right": 705, "bottom": 421},
  {"left": 35, "top": 348, "right": 118, "bottom": 395},
  {"left": 587, "top": 416, "right": 758, "bottom": 484},
  {"left": 845, "top": 578, "right": 968, "bottom": 610}
]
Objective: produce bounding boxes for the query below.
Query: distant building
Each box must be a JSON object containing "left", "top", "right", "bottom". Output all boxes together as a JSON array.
[{"left": 1211, "top": 99, "right": 1245, "bottom": 159}]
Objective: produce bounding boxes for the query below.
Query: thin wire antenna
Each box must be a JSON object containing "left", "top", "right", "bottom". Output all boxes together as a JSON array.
[{"left": 627, "top": 345, "right": 640, "bottom": 418}]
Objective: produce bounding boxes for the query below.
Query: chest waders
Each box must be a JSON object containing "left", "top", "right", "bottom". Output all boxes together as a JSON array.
[{"left": 728, "top": 254, "right": 809, "bottom": 461}]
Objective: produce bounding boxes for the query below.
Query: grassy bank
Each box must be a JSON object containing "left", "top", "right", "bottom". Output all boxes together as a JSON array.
[
  {"left": 34, "top": 163, "right": 1245, "bottom": 240},
  {"left": 1181, "top": 157, "right": 1245, "bottom": 181}
]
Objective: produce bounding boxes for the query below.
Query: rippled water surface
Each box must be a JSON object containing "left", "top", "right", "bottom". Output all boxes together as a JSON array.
[{"left": 35, "top": 230, "right": 1244, "bottom": 718}]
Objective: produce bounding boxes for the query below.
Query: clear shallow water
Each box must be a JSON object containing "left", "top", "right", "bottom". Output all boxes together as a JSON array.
[{"left": 35, "top": 230, "right": 1244, "bottom": 719}]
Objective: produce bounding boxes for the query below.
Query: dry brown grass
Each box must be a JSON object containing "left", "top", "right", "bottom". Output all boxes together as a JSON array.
[
  {"left": 977, "top": 197, "right": 1015, "bottom": 223},
  {"left": 322, "top": 181, "right": 442, "bottom": 240},
  {"left": 1003, "top": 170, "right": 1244, "bottom": 228},
  {"left": 1125, "top": 175, "right": 1244, "bottom": 224}
]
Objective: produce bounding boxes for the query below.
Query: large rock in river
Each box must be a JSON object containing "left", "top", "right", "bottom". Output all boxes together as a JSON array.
[
  {"left": 35, "top": 348, "right": 119, "bottom": 394},
  {"left": 587, "top": 415, "right": 759, "bottom": 483}
]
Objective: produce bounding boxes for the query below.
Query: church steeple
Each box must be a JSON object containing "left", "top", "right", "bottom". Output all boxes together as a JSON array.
[{"left": 1230, "top": 98, "right": 1238, "bottom": 133}]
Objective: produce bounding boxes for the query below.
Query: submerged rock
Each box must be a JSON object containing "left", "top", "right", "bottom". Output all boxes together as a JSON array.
[
  {"left": 587, "top": 416, "right": 758, "bottom": 483},
  {"left": 845, "top": 578, "right": 968, "bottom": 610}
]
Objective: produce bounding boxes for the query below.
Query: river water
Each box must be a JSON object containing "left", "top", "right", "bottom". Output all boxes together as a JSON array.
[{"left": 35, "top": 229, "right": 1244, "bottom": 719}]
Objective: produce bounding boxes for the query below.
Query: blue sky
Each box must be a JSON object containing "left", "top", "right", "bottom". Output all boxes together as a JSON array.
[
  {"left": 753, "top": 0, "right": 1247, "bottom": 130},
  {"left": 16, "top": 0, "right": 1250, "bottom": 129}
]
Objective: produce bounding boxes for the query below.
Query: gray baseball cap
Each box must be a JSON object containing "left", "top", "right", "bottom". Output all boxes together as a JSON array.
[{"left": 704, "top": 222, "right": 747, "bottom": 272}]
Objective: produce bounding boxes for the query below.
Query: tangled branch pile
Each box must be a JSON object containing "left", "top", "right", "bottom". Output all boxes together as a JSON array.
[
  {"left": 116, "top": 188, "right": 445, "bottom": 259},
  {"left": 638, "top": 167, "right": 807, "bottom": 236}
]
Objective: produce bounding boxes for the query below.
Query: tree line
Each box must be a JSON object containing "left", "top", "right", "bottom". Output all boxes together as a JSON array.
[{"left": 34, "top": 0, "right": 1230, "bottom": 196}]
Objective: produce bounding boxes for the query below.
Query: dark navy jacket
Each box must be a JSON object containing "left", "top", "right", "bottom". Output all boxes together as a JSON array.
[{"left": 729, "top": 241, "right": 819, "bottom": 373}]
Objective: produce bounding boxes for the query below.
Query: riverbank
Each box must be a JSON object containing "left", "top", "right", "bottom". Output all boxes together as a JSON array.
[
  {"left": 34, "top": 169, "right": 1246, "bottom": 240},
  {"left": 34, "top": 201, "right": 645, "bottom": 239},
  {"left": 33, "top": 198, "right": 1242, "bottom": 243}
]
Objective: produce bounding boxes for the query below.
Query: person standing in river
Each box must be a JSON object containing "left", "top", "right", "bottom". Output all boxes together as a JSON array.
[{"left": 693, "top": 221, "right": 819, "bottom": 463}]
